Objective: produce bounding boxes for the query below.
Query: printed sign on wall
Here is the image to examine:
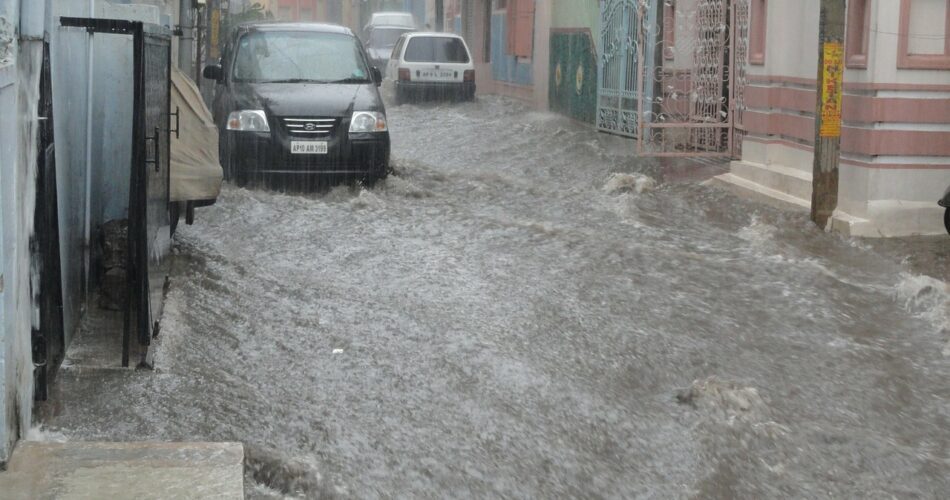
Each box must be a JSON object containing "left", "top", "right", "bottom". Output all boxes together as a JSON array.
[{"left": 820, "top": 42, "right": 844, "bottom": 138}]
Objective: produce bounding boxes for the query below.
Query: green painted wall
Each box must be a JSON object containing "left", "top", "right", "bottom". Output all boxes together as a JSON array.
[
  {"left": 548, "top": 0, "right": 599, "bottom": 123},
  {"left": 549, "top": 30, "right": 597, "bottom": 124},
  {"left": 548, "top": 0, "right": 600, "bottom": 123}
]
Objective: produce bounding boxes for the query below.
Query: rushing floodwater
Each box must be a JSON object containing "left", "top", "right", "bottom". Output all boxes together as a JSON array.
[{"left": 39, "top": 95, "right": 949, "bottom": 498}]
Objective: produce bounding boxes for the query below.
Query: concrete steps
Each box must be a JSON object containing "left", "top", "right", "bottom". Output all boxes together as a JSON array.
[
  {"left": 706, "top": 172, "right": 811, "bottom": 212},
  {"left": 0, "top": 441, "right": 244, "bottom": 499},
  {"left": 729, "top": 160, "right": 814, "bottom": 201}
]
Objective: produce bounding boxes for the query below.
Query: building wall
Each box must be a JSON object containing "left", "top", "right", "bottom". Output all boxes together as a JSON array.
[
  {"left": 49, "top": 0, "right": 94, "bottom": 349},
  {"left": 276, "top": 0, "right": 324, "bottom": 21},
  {"left": 408, "top": 0, "right": 426, "bottom": 26},
  {"left": 550, "top": 0, "right": 596, "bottom": 42},
  {"left": 90, "top": 2, "right": 162, "bottom": 243},
  {"left": 728, "top": 0, "right": 950, "bottom": 236},
  {"left": 0, "top": 24, "right": 19, "bottom": 466},
  {"left": 489, "top": 5, "right": 533, "bottom": 86},
  {"left": 0, "top": 0, "right": 42, "bottom": 464},
  {"left": 0, "top": 0, "right": 12, "bottom": 463},
  {"left": 469, "top": 0, "right": 550, "bottom": 109}
]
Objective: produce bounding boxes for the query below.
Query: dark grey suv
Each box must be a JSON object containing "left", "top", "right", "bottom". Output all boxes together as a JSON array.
[{"left": 203, "top": 23, "right": 390, "bottom": 188}]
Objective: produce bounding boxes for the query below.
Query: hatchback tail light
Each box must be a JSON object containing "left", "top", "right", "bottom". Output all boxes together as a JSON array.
[
  {"left": 398, "top": 68, "right": 411, "bottom": 81},
  {"left": 463, "top": 70, "right": 475, "bottom": 82}
]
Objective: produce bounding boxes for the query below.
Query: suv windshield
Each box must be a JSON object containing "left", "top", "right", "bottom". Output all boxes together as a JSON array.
[
  {"left": 232, "top": 31, "right": 371, "bottom": 83},
  {"left": 368, "top": 28, "right": 412, "bottom": 49},
  {"left": 404, "top": 37, "right": 470, "bottom": 63},
  {"left": 372, "top": 14, "right": 414, "bottom": 28}
]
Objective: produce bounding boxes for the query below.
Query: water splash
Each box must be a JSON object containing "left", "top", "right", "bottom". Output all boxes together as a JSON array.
[
  {"left": 348, "top": 188, "right": 384, "bottom": 210},
  {"left": 24, "top": 425, "right": 68, "bottom": 443},
  {"left": 677, "top": 376, "right": 777, "bottom": 428},
  {"left": 896, "top": 273, "right": 950, "bottom": 334},
  {"left": 244, "top": 445, "right": 335, "bottom": 499},
  {"left": 603, "top": 173, "right": 656, "bottom": 195},
  {"left": 737, "top": 214, "right": 777, "bottom": 247}
]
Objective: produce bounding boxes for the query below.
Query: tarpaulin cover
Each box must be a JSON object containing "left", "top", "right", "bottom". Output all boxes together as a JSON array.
[{"left": 171, "top": 66, "right": 222, "bottom": 202}]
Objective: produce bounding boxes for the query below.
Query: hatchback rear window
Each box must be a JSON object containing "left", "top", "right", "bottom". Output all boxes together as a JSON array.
[{"left": 404, "top": 37, "right": 470, "bottom": 63}]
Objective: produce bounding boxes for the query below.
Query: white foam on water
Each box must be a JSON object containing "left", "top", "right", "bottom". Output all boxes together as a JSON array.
[
  {"left": 896, "top": 273, "right": 950, "bottom": 334},
  {"left": 381, "top": 175, "right": 433, "bottom": 199},
  {"left": 603, "top": 173, "right": 656, "bottom": 195},
  {"left": 609, "top": 193, "right": 642, "bottom": 223},
  {"left": 737, "top": 215, "right": 777, "bottom": 247},
  {"left": 24, "top": 425, "right": 68, "bottom": 443},
  {"left": 348, "top": 188, "right": 385, "bottom": 210}
]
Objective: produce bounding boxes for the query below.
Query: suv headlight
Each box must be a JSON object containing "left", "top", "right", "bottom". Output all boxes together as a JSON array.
[
  {"left": 349, "top": 111, "right": 388, "bottom": 133},
  {"left": 226, "top": 110, "right": 270, "bottom": 132}
]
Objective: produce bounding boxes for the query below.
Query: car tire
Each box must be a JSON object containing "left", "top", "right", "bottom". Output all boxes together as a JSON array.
[
  {"left": 395, "top": 87, "right": 407, "bottom": 106},
  {"left": 220, "top": 130, "right": 234, "bottom": 182},
  {"left": 232, "top": 168, "right": 249, "bottom": 188},
  {"left": 944, "top": 207, "right": 950, "bottom": 235},
  {"left": 362, "top": 169, "right": 388, "bottom": 188}
]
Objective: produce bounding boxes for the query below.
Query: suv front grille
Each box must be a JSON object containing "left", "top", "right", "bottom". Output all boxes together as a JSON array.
[{"left": 282, "top": 117, "right": 339, "bottom": 137}]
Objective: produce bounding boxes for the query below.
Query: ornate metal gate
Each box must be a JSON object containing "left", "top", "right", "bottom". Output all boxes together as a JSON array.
[
  {"left": 597, "top": 0, "right": 648, "bottom": 137},
  {"left": 597, "top": 0, "right": 749, "bottom": 157}
]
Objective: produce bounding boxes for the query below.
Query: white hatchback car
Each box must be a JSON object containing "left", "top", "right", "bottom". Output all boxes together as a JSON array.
[{"left": 387, "top": 32, "right": 475, "bottom": 104}]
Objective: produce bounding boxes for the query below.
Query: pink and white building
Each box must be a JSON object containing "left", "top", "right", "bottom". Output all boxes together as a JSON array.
[{"left": 717, "top": 0, "right": 950, "bottom": 236}]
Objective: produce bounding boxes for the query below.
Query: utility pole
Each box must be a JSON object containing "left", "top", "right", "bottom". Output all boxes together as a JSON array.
[
  {"left": 178, "top": 0, "right": 195, "bottom": 76},
  {"left": 435, "top": 0, "right": 444, "bottom": 31},
  {"left": 195, "top": 3, "right": 204, "bottom": 82},
  {"left": 810, "top": 0, "right": 846, "bottom": 229}
]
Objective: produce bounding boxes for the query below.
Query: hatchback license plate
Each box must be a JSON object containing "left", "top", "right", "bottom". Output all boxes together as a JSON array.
[
  {"left": 419, "top": 70, "right": 453, "bottom": 79},
  {"left": 291, "top": 141, "right": 328, "bottom": 154}
]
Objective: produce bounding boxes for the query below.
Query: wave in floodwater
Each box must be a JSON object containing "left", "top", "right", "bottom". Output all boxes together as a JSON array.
[
  {"left": 24, "top": 425, "right": 69, "bottom": 443},
  {"left": 244, "top": 446, "right": 335, "bottom": 499},
  {"left": 603, "top": 173, "right": 657, "bottom": 195},
  {"left": 897, "top": 273, "right": 950, "bottom": 336}
]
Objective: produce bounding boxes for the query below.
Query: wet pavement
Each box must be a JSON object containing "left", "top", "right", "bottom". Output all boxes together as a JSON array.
[{"left": 39, "top": 95, "right": 950, "bottom": 498}]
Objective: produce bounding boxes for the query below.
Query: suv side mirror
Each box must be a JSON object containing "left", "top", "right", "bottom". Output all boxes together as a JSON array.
[
  {"left": 202, "top": 64, "right": 223, "bottom": 82},
  {"left": 371, "top": 66, "right": 382, "bottom": 87}
]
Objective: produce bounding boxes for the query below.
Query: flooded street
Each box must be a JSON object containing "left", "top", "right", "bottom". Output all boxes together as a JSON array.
[{"left": 40, "top": 96, "right": 950, "bottom": 498}]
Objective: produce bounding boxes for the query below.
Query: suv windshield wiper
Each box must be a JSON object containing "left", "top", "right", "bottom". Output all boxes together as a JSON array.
[{"left": 255, "top": 77, "right": 371, "bottom": 84}]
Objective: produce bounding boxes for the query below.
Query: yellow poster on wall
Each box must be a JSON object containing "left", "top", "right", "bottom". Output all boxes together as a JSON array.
[
  {"left": 820, "top": 42, "right": 844, "bottom": 138},
  {"left": 211, "top": 9, "right": 221, "bottom": 59}
]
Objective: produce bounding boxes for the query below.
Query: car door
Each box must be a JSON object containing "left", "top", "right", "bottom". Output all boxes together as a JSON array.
[
  {"left": 387, "top": 35, "right": 406, "bottom": 80},
  {"left": 211, "top": 33, "right": 239, "bottom": 166},
  {"left": 211, "top": 35, "right": 234, "bottom": 129}
]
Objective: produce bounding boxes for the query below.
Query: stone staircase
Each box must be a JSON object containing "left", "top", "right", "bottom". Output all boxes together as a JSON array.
[{"left": 0, "top": 441, "right": 244, "bottom": 499}]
